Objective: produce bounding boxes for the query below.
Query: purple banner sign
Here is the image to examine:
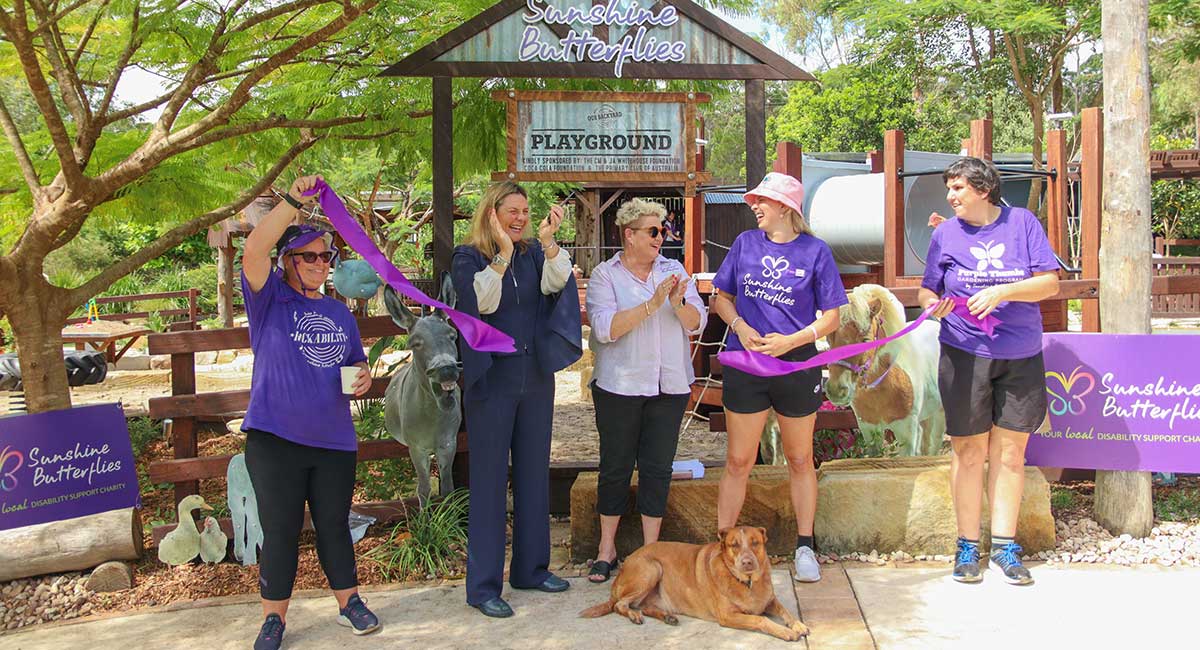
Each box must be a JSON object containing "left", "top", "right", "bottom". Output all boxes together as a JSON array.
[
  {"left": 1027, "top": 333, "right": 1200, "bottom": 472},
  {"left": 0, "top": 403, "right": 139, "bottom": 531}
]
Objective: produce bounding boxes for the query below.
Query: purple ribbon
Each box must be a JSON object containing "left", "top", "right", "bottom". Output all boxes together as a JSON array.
[
  {"left": 307, "top": 180, "right": 516, "bottom": 353},
  {"left": 718, "top": 296, "right": 1000, "bottom": 378}
]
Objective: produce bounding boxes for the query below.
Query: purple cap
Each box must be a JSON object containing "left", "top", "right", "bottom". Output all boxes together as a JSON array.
[{"left": 276, "top": 224, "right": 333, "bottom": 255}]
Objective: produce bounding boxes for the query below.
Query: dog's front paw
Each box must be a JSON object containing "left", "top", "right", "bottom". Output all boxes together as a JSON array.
[
  {"left": 788, "top": 621, "right": 810, "bottom": 637},
  {"left": 774, "top": 628, "right": 802, "bottom": 642},
  {"left": 663, "top": 614, "right": 679, "bottom": 626},
  {"left": 626, "top": 611, "right": 644, "bottom": 625}
]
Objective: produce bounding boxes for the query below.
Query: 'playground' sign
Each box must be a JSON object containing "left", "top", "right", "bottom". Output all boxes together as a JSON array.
[
  {"left": 1026, "top": 333, "right": 1200, "bottom": 472},
  {"left": 518, "top": 98, "right": 685, "bottom": 173},
  {"left": 0, "top": 403, "right": 139, "bottom": 531}
]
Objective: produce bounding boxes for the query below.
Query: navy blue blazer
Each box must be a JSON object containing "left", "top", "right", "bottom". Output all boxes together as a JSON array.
[{"left": 451, "top": 241, "right": 582, "bottom": 394}]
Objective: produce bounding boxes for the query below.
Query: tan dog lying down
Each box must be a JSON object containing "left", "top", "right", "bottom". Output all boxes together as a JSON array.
[{"left": 579, "top": 526, "right": 809, "bottom": 642}]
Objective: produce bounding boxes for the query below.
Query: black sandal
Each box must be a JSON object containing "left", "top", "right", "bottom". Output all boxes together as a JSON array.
[{"left": 588, "top": 558, "right": 618, "bottom": 583}]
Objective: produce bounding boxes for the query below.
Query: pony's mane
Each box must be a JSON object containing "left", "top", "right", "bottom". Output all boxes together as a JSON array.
[{"left": 844, "top": 284, "right": 907, "bottom": 335}]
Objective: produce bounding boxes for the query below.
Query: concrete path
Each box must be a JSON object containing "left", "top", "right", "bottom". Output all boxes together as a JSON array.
[
  {"left": 847, "top": 563, "right": 1197, "bottom": 649},
  {"left": 4, "top": 563, "right": 1194, "bottom": 650},
  {"left": 2, "top": 569, "right": 859, "bottom": 650}
]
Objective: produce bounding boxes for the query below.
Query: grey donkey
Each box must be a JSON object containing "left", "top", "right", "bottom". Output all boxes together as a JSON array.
[{"left": 382, "top": 278, "right": 462, "bottom": 507}]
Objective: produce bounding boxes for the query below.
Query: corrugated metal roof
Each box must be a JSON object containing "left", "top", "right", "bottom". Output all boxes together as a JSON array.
[{"left": 704, "top": 192, "right": 746, "bottom": 205}]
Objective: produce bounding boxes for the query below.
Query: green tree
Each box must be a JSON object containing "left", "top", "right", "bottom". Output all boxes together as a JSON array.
[
  {"left": 0, "top": 0, "right": 498, "bottom": 412},
  {"left": 769, "top": 63, "right": 969, "bottom": 154}
]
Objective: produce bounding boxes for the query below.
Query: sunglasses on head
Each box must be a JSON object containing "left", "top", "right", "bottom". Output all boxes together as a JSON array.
[
  {"left": 287, "top": 250, "right": 336, "bottom": 264},
  {"left": 629, "top": 226, "right": 665, "bottom": 239}
]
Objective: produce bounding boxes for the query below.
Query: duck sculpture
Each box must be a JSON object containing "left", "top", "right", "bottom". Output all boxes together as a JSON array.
[
  {"left": 158, "top": 494, "right": 213, "bottom": 566},
  {"left": 199, "top": 516, "right": 228, "bottom": 564}
]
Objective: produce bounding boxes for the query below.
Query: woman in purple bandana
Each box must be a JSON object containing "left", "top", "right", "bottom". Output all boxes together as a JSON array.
[
  {"left": 919, "top": 157, "right": 1059, "bottom": 586},
  {"left": 240, "top": 175, "right": 380, "bottom": 649},
  {"left": 711, "top": 172, "right": 848, "bottom": 583}
]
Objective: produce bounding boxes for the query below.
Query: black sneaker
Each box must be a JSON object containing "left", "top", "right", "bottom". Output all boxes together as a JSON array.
[
  {"left": 990, "top": 541, "right": 1034, "bottom": 585},
  {"left": 338, "top": 593, "right": 381, "bottom": 635},
  {"left": 952, "top": 538, "right": 982, "bottom": 583},
  {"left": 254, "top": 614, "right": 285, "bottom": 650}
]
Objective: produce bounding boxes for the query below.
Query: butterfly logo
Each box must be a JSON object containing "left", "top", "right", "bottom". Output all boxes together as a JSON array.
[
  {"left": 761, "top": 255, "right": 790, "bottom": 280},
  {"left": 969, "top": 240, "right": 1005, "bottom": 271},
  {"left": 0, "top": 446, "right": 25, "bottom": 492},
  {"left": 1045, "top": 367, "right": 1095, "bottom": 416}
]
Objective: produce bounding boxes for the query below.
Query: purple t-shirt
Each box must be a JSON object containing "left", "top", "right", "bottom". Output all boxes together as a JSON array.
[
  {"left": 921, "top": 206, "right": 1059, "bottom": 359},
  {"left": 713, "top": 230, "right": 848, "bottom": 352},
  {"left": 240, "top": 268, "right": 367, "bottom": 451}
]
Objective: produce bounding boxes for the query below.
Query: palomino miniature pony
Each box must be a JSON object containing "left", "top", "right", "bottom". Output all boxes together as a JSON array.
[{"left": 824, "top": 284, "right": 945, "bottom": 456}]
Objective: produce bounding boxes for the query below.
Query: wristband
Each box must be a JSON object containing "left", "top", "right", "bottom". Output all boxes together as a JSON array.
[
  {"left": 807, "top": 325, "right": 819, "bottom": 342},
  {"left": 282, "top": 192, "right": 303, "bottom": 210},
  {"left": 730, "top": 316, "right": 743, "bottom": 331},
  {"left": 644, "top": 302, "right": 651, "bottom": 316}
]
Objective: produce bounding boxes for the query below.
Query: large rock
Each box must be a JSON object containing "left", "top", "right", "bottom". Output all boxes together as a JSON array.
[
  {"left": 85, "top": 561, "right": 134, "bottom": 592},
  {"left": 571, "top": 466, "right": 796, "bottom": 561},
  {"left": 814, "top": 457, "right": 1055, "bottom": 555},
  {"left": 570, "top": 457, "right": 1056, "bottom": 562}
]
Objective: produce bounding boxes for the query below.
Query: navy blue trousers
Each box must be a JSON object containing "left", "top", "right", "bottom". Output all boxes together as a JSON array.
[{"left": 463, "top": 355, "right": 555, "bottom": 605}]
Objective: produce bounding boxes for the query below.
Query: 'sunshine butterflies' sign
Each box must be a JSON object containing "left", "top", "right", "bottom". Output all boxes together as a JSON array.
[
  {"left": 519, "top": 0, "right": 687, "bottom": 77},
  {"left": 1027, "top": 333, "right": 1200, "bottom": 472}
]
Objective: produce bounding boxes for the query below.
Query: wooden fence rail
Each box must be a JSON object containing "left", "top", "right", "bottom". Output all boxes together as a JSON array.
[
  {"left": 68, "top": 289, "right": 200, "bottom": 331},
  {"left": 1152, "top": 257, "right": 1200, "bottom": 319}
]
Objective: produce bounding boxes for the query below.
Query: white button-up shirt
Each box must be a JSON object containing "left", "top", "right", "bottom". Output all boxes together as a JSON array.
[{"left": 587, "top": 253, "right": 708, "bottom": 397}]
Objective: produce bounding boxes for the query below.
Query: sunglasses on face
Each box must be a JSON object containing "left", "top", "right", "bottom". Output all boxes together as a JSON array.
[
  {"left": 629, "top": 226, "right": 665, "bottom": 239},
  {"left": 287, "top": 250, "right": 336, "bottom": 264}
]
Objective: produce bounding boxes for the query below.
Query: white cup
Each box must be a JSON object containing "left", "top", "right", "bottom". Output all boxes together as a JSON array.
[{"left": 340, "top": 366, "right": 360, "bottom": 395}]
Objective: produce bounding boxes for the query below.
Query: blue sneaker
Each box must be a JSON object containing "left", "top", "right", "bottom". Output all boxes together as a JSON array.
[
  {"left": 952, "top": 538, "right": 982, "bottom": 583},
  {"left": 254, "top": 614, "right": 285, "bottom": 650},
  {"left": 990, "top": 541, "right": 1034, "bottom": 585},
  {"left": 338, "top": 593, "right": 381, "bottom": 635}
]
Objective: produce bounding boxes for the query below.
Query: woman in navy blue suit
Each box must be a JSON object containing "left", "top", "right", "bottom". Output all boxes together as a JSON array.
[{"left": 451, "top": 181, "right": 582, "bottom": 618}]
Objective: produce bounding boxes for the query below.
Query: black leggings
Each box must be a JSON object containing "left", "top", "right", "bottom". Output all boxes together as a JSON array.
[
  {"left": 592, "top": 386, "right": 689, "bottom": 518},
  {"left": 245, "top": 430, "right": 358, "bottom": 600}
]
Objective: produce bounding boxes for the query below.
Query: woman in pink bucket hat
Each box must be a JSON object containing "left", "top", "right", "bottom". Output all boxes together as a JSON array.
[{"left": 710, "top": 172, "right": 848, "bottom": 583}]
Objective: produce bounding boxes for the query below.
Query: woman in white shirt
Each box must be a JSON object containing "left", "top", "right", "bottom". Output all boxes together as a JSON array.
[{"left": 584, "top": 198, "right": 707, "bottom": 582}]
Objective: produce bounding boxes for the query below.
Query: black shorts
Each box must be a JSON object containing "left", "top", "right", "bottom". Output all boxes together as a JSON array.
[
  {"left": 722, "top": 344, "right": 824, "bottom": 418},
  {"left": 938, "top": 343, "right": 1048, "bottom": 436}
]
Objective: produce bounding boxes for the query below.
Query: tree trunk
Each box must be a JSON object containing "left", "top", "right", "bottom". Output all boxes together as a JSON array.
[
  {"left": 1094, "top": 0, "right": 1154, "bottom": 538},
  {"left": 217, "top": 245, "right": 235, "bottom": 328},
  {"left": 6, "top": 269, "right": 72, "bottom": 413},
  {"left": 1027, "top": 110, "right": 1045, "bottom": 216}
]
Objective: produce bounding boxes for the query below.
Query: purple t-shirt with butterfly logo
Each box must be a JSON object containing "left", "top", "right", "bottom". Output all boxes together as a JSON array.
[
  {"left": 713, "top": 230, "right": 848, "bottom": 352},
  {"left": 240, "top": 268, "right": 367, "bottom": 451},
  {"left": 921, "top": 206, "right": 1059, "bottom": 359}
]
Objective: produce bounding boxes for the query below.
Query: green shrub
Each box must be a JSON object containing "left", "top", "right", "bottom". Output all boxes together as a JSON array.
[
  {"left": 365, "top": 489, "right": 468, "bottom": 580},
  {"left": 1050, "top": 487, "right": 1079, "bottom": 511},
  {"left": 1155, "top": 488, "right": 1200, "bottom": 523},
  {"left": 126, "top": 417, "right": 161, "bottom": 457}
]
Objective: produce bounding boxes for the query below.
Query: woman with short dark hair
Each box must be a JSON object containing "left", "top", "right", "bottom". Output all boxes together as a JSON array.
[{"left": 919, "top": 157, "right": 1060, "bottom": 586}]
